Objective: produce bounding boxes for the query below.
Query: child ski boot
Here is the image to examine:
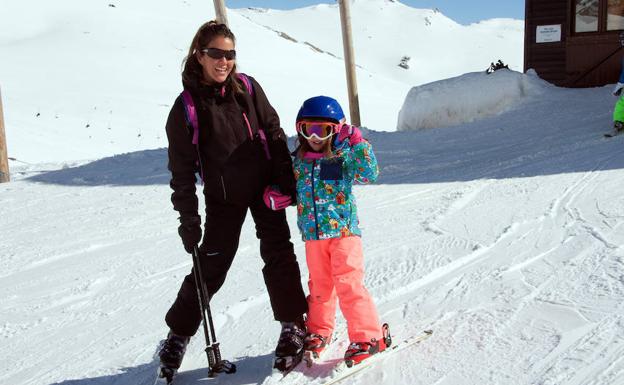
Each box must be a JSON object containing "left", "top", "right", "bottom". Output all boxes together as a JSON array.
[
  {"left": 303, "top": 333, "right": 330, "bottom": 367},
  {"left": 344, "top": 323, "right": 392, "bottom": 368},
  {"left": 157, "top": 331, "right": 190, "bottom": 383},
  {"left": 273, "top": 320, "right": 306, "bottom": 373}
]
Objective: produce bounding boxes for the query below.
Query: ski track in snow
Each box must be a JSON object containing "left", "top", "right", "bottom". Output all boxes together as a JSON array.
[
  {"left": 3, "top": 95, "right": 624, "bottom": 385},
  {"left": 1, "top": 5, "right": 623, "bottom": 383}
]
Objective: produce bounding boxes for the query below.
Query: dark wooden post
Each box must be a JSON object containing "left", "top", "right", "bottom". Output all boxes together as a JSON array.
[{"left": 338, "top": 0, "right": 361, "bottom": 126}]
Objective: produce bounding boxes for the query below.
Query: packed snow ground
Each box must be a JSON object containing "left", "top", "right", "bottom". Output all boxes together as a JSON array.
[
  {"left": 2, "top": 70, "right": 624, "bottom": 385},
  {"left": 2, "top": 1, "right": 624, "bottom": 385}
]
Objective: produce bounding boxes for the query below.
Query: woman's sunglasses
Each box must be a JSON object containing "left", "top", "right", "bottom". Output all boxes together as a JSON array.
[
  {"left": 201, "top": 48, "right": 236, "bottom": 60},
  {"left": 296, "top": 121, "right": 341, "bottom": 140}
]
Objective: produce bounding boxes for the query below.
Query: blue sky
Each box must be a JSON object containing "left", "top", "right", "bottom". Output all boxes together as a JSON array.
[{"left": 226, "top": 1, "right": 524, "bottom": 25}]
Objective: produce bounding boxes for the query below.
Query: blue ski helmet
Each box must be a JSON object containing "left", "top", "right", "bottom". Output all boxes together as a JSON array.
[{"left": 296, "top": 96, "right": 345, "bottom": 123}]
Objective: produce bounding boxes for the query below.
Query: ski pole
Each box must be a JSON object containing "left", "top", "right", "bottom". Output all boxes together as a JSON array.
[{"left": 191, "top": 245, "right": 236, "bottom": 376}]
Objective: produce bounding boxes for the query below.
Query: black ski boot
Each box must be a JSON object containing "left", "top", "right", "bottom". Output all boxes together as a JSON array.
[
  {"left": 158, "top": 331, "right": 190, "bottom": 383},
  {"left": 273, "top": 319, "right": 306, "bottom": 373}
]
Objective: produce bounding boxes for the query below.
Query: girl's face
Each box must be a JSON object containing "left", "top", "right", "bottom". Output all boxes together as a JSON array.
[
  {"left": 197, "top": 35, "right": 235, "bottom": 84},
  {"left": 307, "top": 136, "right": 329, "bottom": 152},
  {"left": 298, "top": 118, "right": 345, "bottom": 153}
]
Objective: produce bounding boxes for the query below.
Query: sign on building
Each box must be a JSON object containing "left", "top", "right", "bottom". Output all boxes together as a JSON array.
[{"left": 536, "top": 24, "right": 562, "bottom": 43}]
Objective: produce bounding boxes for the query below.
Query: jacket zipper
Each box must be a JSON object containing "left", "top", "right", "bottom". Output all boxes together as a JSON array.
[
  {"left": 243, "top": 111, "right": 271, "bottom": 160},
  {"left": 220, "top": 175, "right": 227, "bottom": 200},
  {"left": 311, "top": 159, "right": 320, "bottom": 239},
  {"left": 195, "top": 144, "right": 205, "bottom": 184},
  {"left": 242, "top": 112, "right": 253, "bottom": 139}
]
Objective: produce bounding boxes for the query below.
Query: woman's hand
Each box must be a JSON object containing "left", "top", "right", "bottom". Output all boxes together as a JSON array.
[{"left": 178, "top": 215, "right": 202, "bottom": 253}]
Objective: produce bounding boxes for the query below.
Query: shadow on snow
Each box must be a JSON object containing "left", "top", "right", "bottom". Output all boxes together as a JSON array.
[
  {"left": 28, "top": 149, "right": 171, "bottom": 186},
  {"left": 28, "top": 107, "right": 624, "bottom": 187},
  {"left": 48, "top": 352, "right": 275, "bottom": 385}
]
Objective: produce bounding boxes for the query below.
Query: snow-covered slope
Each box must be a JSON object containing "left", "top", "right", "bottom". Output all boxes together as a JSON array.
[
  {"left": 236, "top": 0, "right": 523, "bottom": 85},
  {"left": 4, "top": 1, "right": 624, "bottom": 385},
  {"left": 0, "top": 0, "right": 522, "bottom": 163},
  {"left": 2, "top": 70, "right": 624, "bottom": 384}
]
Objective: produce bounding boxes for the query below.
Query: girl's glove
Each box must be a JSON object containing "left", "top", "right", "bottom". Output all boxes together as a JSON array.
[
  {"left": 337, "top": 124, "right": 363, "bottom": 146},
  {"left": 263, "top": 185, "right": 292, "bottom": 211},
  {"left": 178, "top": 215, "right": 202, "bottom": 253}
]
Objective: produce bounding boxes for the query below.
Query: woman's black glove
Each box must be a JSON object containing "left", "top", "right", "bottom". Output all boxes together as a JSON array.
[{"left": 178, "top": 215, "right": 202, "bottom": 253}]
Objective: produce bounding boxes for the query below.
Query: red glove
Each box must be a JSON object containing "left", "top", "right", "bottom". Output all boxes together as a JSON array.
[
  {"left": 263, "top": 185, "right": 292, "bottom": 211},
  {"left": 337, "top": 124, "right": 363, "bottom": 145}
]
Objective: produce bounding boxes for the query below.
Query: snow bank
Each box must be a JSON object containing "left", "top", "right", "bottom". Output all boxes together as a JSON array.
[{"left": 397, "top": 69, "right": 551, "bottom": 131}]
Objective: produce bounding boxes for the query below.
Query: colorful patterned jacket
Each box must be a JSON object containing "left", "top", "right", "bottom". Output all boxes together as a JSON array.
[{"left": 293, "top": 138, "right": 379, "bottom": 241}]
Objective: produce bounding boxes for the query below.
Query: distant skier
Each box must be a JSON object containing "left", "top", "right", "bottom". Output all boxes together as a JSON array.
[
  {"left": 612, "top": 57, "right": 624, "bottom": 136},
  {"left": 284, "top": 96, "right": 390, "bottom": 367},
  {"left": 159, "top": 20, "right": 308, "bottom": 378}
]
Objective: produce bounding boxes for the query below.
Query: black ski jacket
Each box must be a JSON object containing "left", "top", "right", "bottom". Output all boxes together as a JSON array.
[{"left": 165, "top": 74, "right": 295, "bottom": 217}]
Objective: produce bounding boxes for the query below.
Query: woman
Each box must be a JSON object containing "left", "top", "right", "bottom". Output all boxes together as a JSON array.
[{"left": 159, "top": 21, "right": 307, "bottom": 375}]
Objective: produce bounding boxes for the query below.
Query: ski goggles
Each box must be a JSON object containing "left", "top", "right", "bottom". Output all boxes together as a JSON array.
[
  {"left": 296, "top": 121, "right": 341, "bottom": 140},
  {"left": 201, "top": 47, "right": 237, "bottom": 60}
]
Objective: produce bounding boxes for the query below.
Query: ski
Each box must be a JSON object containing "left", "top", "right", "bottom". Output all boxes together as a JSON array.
[{"left": 321, "top": 329, "right": 433, "bottom": 385}]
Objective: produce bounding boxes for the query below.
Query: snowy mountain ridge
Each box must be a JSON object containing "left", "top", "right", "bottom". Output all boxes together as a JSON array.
[{"left": 0, "top": 0, "right": 522, "bottom": 163}]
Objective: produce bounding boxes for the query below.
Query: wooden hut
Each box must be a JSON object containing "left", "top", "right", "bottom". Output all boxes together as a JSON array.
[{"left": 524, "top": 0, "right": 624, "bottom": 87}]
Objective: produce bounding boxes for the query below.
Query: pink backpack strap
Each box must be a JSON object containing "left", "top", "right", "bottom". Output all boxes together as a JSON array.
[
  {"left": 180, "top": 90, "right": 205, "bottom": 182},
  {"left": 180, "top": 90, "right": 199, "bottom": 145},
  {"left": 237, "top": 73, "right": 254, "bottom": 96}
]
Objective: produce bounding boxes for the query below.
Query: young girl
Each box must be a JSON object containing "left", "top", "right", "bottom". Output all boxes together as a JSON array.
[{"left": 292, "top": 95, "right": 391, "bottom": 367}]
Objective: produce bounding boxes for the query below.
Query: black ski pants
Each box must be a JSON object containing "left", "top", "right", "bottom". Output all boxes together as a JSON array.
[{"left": 165, "top": 196, "right": 308, "bottom": 337}]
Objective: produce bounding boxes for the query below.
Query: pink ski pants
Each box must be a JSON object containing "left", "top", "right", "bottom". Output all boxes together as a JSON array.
[{"left": 304, "top": 236, "right": 382, "bottom": 342}]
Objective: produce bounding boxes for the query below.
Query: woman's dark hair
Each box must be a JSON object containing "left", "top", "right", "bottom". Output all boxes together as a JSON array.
[{"left": 182, "top": 20, "right": 243, "bottom": 93}]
